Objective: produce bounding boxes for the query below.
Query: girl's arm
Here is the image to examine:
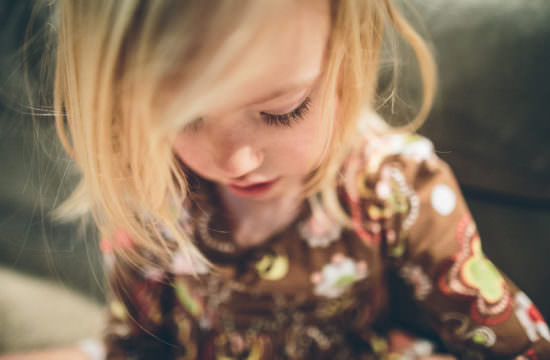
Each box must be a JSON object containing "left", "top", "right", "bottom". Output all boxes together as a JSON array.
[{"left": 346, "top": 134, "right": 550, "bottom": 358}]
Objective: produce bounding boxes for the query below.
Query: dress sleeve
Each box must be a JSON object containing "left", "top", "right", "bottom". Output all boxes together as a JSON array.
[
  {"left": 344, "top": 134, "right": 550, "bottom": 359},
  {"left": 100, "top": 229, "right": 198, "bottom": 360}
]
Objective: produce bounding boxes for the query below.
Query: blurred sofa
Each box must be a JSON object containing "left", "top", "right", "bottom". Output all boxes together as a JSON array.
[{"left": 1, "top": 0, "right": 549, "bottom": 353}]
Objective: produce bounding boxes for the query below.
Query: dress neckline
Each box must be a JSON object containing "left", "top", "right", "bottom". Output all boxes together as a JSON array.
[{"left": 186, "top": 173, "right": 311, "bottom": 262}]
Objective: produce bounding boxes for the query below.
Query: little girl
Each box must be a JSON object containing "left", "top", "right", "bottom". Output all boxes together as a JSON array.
[{"left": 20, "top": 0, "right": 550, "bottom": 359}]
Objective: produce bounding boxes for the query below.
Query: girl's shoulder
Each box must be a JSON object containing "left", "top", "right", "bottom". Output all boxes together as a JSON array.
[
  {"left": 337, "top": 130, "right": 462, "bottom": 256},
  {"left": 339, "top": 131, "right": 445, "bottom": 204}
]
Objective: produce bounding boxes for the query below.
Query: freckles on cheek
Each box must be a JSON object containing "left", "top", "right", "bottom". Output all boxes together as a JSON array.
[
  {"left": 175, "top": 147, "right": 214, "bottom": 180},
  {"left": 173, "top": 135, "right": 207, "bottom": 170},
  {"left": 277, "top": 104, "right": 331, "bottom": 172},
  {"left": 287, "top": 129, "right": 326, "bottom": 170}
]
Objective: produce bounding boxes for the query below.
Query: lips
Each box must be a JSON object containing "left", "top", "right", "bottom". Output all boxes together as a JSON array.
[
  {"left": 230, "top": 180, "right": 272, "bottom": 188},
  {"left": 227, "top": 177, "right": 280, "bottom": 197}
]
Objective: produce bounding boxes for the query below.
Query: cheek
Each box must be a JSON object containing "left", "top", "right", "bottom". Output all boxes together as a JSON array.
[
  {"left": 299, "top": 92, "right": 340, "bottom": 167},
  {"left": 305, "top": 93, "right": 337, "bottom": 153},
  {"left": 275, "top": 100, "right": 333, "bottom": 170},
  {"left": 173, "top": 133, "right": 211, "bottom": 176}
]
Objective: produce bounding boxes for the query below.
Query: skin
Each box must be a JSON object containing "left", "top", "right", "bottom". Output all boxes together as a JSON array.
[{"left": 173, "top": 0, "right": 335, "bottom": 247}]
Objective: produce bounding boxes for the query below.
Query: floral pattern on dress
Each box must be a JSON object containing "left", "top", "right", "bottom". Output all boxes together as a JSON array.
[
  {"left": 438, "top": 214, "right": 513, "bottom": 325},
  {"left": 400, "top": 263, "right": 433, "bottom": 300},
  {"left": 515, "top": 291, "right": 550, "bottom": 342},
  {"left": 255, "top": 252, "right": 290, "bottom": 281},
  {"left": 107, "top": 300, "right": 133, "bottom": 337},
  {"left": 346, "top": 163, "right": 418, "bottom": 259},
  {"left": 315, "top": 293, "right": 358, "bottom": 319},
  {"left": 311, "top": 253, "right": 368, "bottom": 298},
  {"left": 365, "top": 167, "right": 410, "bottom": 222},
  {"left": 361, "top": 133, "right": 438, "bottom": 174},
  {"left": 173, "top": 307, "right": 198, "bottom": 359},
  {"left": 431, "top": 184, "right": 457, "bottom": 216},
  {"left": 133, "top": 279, "right": 165, "bottom": 325},
  {"left": 514, "top": 348, "right": 540, "bottom": 360},
  {"left": 298, "top": 207, "right": 342, "bottom": 248},
  {"left": 174, "top": 278, "right": 204, "bottom": 318},
  {"left": 209, "top": 331, "right": 268, "bottom": 360},
  {"left": 342, "top": 135, "right": 431, "bottom": 252},
  {"left": 109, "top": 300, "right": 128, "bottom": 321},
  {"left": 441, "top": 313, "right": 497, "bottom": 348}
]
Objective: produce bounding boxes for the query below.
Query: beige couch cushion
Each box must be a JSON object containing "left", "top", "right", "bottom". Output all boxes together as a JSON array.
[{"left": 0, "top": 267, "right": 105, "bottom": 354}]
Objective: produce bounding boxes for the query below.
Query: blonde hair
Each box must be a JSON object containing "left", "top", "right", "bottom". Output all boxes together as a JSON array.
[{"left": 51, "top": 0, "right": 436, "bottom": 270}]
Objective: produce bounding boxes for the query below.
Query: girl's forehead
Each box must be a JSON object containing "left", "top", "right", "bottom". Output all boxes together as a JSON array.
[{"left": 206, "top": 0, "right": 330, "bottom": 114}]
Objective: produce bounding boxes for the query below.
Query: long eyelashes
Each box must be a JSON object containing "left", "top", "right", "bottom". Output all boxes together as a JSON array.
[
  {"left": 183, "top": 96, "right": 312, "bottom": 132},
  {"left": 184, "top": 117, "right": 204, "bottom": 132},
  {"left": 260, "top": 97, "right": 311, "bottom": 127}
]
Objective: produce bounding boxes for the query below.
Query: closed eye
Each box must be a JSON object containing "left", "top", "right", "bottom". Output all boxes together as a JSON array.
[
  {"left": 260, "top": 97, "right": 311, "bottom": 127},
  {"left": 183, "top": 96, "right": 312, "bottom": 132},
  {"left": 183, "top": 117, "right": 204, "bottom": 132}
]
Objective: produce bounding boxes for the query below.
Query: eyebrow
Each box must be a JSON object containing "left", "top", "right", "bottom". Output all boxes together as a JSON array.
[{"left": 244, "top": 72, "right": 321, "bottom": 107}]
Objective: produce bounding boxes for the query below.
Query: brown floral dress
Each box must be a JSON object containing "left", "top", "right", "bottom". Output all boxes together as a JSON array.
[{"left": 100, "top": 134, "right": 550, "bottom": 359}]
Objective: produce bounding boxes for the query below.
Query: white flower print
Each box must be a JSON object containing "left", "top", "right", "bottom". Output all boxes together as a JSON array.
[
  {"left": 515, "top": 291, "right": 550, "bottom": 342},
  {"left": 299, "top": 208, "right": 342, "bottom": 248},
  {"left": 362, "top": 134, "right": 437, "bottom": 175},
  {"left": 311, "top": 253, "right": 368, "bottom": 298},
  {"left": 391, "top": 134, "right": 435, "bottom": 163},
  {"left": 400, "top": 264, "right": 432, "bottom": 300},
  {"left": 375, "top": 180, "right": 392, "bottom": 199},
  {"left": 431, "top": 184, "right": 456, "bottom": 216}
]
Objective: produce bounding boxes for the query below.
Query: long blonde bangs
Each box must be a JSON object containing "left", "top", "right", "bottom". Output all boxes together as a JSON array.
[
  {"left": 53, "top": 0, "right": 291, "bottom": 270},
  {"left": 52, "top": 0, "right": 436, "bottom": 270}
]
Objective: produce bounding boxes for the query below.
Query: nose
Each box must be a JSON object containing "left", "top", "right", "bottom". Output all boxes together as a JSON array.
[{"left": 216, "top": 144, "right": 264, "bottom": 180}]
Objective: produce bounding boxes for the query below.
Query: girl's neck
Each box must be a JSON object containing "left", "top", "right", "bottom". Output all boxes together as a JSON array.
[{"left": 215, "top": 182, "right": 305, "bottom": 248}]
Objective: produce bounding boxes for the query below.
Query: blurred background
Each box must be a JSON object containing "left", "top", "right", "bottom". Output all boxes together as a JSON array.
[{"left": 1, "top": 0, "right": 549, "bottom": 355}]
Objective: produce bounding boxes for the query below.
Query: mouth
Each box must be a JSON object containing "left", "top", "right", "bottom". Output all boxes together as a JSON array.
[{"left": 227, "top": 177, "right": 280, "bottom": 198}]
